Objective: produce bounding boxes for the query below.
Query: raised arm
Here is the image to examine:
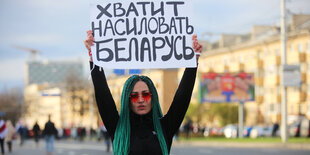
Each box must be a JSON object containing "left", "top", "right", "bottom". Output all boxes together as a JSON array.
[
  {"left": 85, "top": 30, "right": 119, "bottom": 139},
  {"left": 161, "top": 34, "right": 202, "bottom": 137}
]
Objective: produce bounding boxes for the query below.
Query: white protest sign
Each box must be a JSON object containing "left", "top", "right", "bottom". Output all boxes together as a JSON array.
[{"left": 90, "top": 0, "right": 197, "bottom": 69}]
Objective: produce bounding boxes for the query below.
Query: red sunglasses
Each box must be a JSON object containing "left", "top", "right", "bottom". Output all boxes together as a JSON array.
[{"left": 130, "top": 92, "right": 152, "bottom": 102}]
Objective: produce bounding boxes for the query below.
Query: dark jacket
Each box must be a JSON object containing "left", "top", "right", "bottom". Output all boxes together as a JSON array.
[
  {"left": 33, "top": 123, "right": 41, "bottom": 135},
  {"left": 90, "top": 62, "right": 197, "bottom": 154},
  {"left": 42, "top": 121, "right": 57, "bottom": 136}
]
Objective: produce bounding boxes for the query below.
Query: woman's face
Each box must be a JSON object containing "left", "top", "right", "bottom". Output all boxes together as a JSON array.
[{"left": 130, "top": 81, "right": 152, "bottom": 115}]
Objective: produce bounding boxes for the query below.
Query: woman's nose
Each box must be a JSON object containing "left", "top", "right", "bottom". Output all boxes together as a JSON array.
[{"left": 137, "top": 95, "right": 144, "bottom": 102}]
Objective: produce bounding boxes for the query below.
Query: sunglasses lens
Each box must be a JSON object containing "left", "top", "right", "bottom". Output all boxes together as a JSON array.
[
  {"left": 142, "top": 92, "right": 151, "bottom": 101},
  {"left": 130, "top": 93, "right": 139, "bottom": 102},
  {"left": 130, "top": 92, "right": 152, "bottom": 102},
  {"left": 142, "top": 92, "right": 151, "bottom": 97}
]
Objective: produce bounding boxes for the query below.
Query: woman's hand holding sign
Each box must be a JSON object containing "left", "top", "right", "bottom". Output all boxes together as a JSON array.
[
  {"left": 192, "top": 34, "right": 202, "bottom": 60},
  {"left": 84, "top": 30, "right": 94, "bottom": 62}
]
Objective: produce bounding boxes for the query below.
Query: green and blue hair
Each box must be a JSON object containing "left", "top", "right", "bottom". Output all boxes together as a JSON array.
[{"left": 112, "top": 75, "right": 168, "bottom": 155}]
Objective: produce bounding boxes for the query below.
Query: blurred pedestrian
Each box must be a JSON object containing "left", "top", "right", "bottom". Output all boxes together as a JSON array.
[
  {"left": 173, "top": 128, "right": 180, "bottom": 141},
  {"left": 71, "top": 127, "right": 77, "bottom": 140},
  {"left": 32, "top": 121, "right": 41, "bottom": 147},
  {"left": 271, "top": 122, "right": 279, "bottom": 137},
  {"left": 96, "top": 127, "right": 102, "bottom": 141},
  {"left": 42, "top": 115, "right": 57, "bottom": 155},
  {"left": 5, "top": 120, "right": 15, "bottom": 153},
  {"left": 90, "top": 127, "right": 96, "bottom": 140},
  {"left": 57, "top": 128, "right": 63, "bottom": 140},
  {"left": 16, "top": 121, "right": 27, "bottom": 146},
  {"left": 77, "top": 126, "right": 86, "bottom": 141},
  {"left": 80, "top": 127, "right": 86, "bottom": 141},
  {"left": 295, "top": 122, "right": 301, "bottom": 137},
  {"left": 64, "top": 128, "right": 70, "bottom": 139},
  {"left": 101, "top": 124, "right": 110, "bottom": 152},
  {"left": 0, "top": 117, "right": 8, "bottom": 155},
  {"left": 308, "top": 119, "right": 310, "bottom": 137},
  {"left": 184, "top": 118, "right": 193, "bottom": 139}
]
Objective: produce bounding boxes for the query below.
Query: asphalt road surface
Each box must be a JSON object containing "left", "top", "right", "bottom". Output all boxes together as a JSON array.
[{"left": 5, "top": 140, "right": 310, "bottom": 155}]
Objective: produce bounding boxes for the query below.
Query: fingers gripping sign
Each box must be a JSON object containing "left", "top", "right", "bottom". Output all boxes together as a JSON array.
[
  {"left": 192, "top": 34, "right": 202, "bottom": 60},
  {"left": 84, "top": 30, "right": 95, "bottom": 61}
]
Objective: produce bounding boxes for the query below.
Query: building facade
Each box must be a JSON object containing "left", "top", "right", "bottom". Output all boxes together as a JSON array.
[
  {"left": 24, "top": 60, "right": 98, "bottom": 129},
  {"left": 197, "top": 14, "right": 310, "bottom": 125}
]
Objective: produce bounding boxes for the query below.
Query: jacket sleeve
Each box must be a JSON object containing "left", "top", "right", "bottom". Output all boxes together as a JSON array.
[
  {"left": 90, "top": 62, "right": 119, "bottom": 139},
  {"left": 161, "top": 67, "right": 197, "bottom": 138}
]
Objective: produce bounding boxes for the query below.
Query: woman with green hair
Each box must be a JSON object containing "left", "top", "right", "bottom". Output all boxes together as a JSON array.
[{"left": 85, "top": 31, "right": 202, "bottom": 155}]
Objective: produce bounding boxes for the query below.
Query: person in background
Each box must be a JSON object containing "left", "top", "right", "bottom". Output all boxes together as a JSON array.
[
  {"left": 0, "top": 117, "right": 7, "bottom": 155},
  {"left": 42, "top": 115, "right": 57, "bottom": 155},
  {"left": 5, "top": 120, "right": 15, "bottom": 153},
  {"left": 184, "top": 118, "right": 193, "bottom": 139},
  {"left": 295, "top": 121, "right": 301, "bottom": 137},
  {"left": 308, "top": 119, "right": 310, "bottom": 137},
  {"left": 57, "top": 128, "right": 63, "bottom": 140},
  {"left": 71, "top": 127, "right": 77, "bottom": 140},
  {"left": 85, "top": 30, "right": 202, "bottom": 154},
  {"left": 32, "top": 121, "right": 41, "bottom": 147},
  {"left": 173, "top": 128, "right": 180, "bottom": 142},
  {"left": 271, "top": 122, "right": 279, "bottom": 137},
  {"left": 16, "top": 120, "right": 27, "bottom": 146},
  {"left": 101, "top": 124, "right": 111, "bottom": 152},
  {"left": 89, "top": 127, "right": 96, "bottom": 141}
]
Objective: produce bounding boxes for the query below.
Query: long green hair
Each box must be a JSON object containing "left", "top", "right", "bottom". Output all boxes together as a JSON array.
[{"left": 112, "top": 75, "right": 168, "bottom": 155}]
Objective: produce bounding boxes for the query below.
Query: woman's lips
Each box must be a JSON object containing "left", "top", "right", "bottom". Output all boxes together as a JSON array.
[{"left": 138, "top": 105, "right": 145, "bottom": 110}]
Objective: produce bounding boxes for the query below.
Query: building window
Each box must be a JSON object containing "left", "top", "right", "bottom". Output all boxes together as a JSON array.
[
  {"left": 277, "top": 103, "right": 281, "bottom": 113},
  {"left": 276, "top": 86, "right": 281, "bottom": 94},
  {"left": 264, "top": 50, "right": 268, "bottom": 57},
  {"left": 275, "top": 49, "right": 280, "bottom": 55},
  {"left": 257, "top": 51, "right": 261, "bottom": 59},
  {"left": 299, "top": 64, "right": 305, "bottom": 72},
  {"left": 266, "top": 65, "right": 276, "bottom": 76},
  {"left": 264, "top": 104, "right": 269, "bottom": 114},
  {"left": 290, "top": 105, "right": 294, "bottom": 114},
  {"left": 290, "top": 44, "right": 294, "bottom": 53},
  {"left": 299, "top": 104, "right": 303, "bottom": 114},
  {"left": 259, "top": 87, "right": 265, "bottom": 96},
  {"left": 307, "top": 102, "right": 310, "bottom": 114},
  {"left": 239, "top": 56, "right": 244, "bottom": 63},
  {"left": 270, "top": 88, "right": 274, "bottom": 94},
  {"left": 270, "top": 104, "right": 275, "bottom": 113},
  {"left": 224, "top": 58, "right": 229, "bottom": 65},
  {"left": 292, "top": 87, "right": 299, "bottom": 92},
  {"left": 306, "top": 42, "right": 310, "bottom": 53},
  {"left": 298, "top": 43, "right": 303, "bottom": 53}
]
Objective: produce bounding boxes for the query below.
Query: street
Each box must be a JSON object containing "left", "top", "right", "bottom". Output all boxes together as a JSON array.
[
  {"left": 6, "top": 140, "right": 111, "bottom": 155},
  {"left": 170, "top": 145, "right": 310, "bottom": 155},
  {"left": 5, "top": 139, "right": 310, "bottom": 155}
]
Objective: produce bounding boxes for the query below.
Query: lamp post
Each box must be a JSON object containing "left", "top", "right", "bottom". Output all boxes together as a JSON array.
[{"left": 280, "top": 0, "right": 288, "bottom": 143}]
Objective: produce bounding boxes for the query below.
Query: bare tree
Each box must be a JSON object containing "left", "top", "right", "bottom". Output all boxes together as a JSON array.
[
  {"left": 64, "top": 72, "right": 94, "bottom": 125},
  {"left": 0, "top": 87, "right": 24, "bottom": 124}
]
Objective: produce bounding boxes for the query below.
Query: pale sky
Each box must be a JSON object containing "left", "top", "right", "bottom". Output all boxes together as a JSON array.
[{"left": 0, "top": 0, "right": 309, "bottom": 90}]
